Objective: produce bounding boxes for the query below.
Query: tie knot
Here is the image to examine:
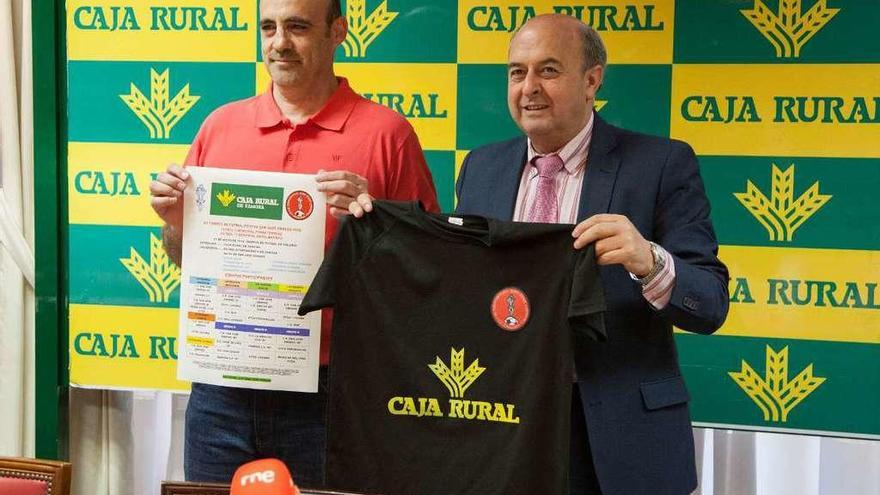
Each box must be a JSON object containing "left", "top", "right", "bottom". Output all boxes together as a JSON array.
[{"left": 533, "top": 154, "right": 564, "bottom": 178}]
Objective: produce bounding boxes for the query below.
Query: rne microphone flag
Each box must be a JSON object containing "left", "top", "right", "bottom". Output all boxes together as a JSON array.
[{"left": 230, "top": 458, "right": 300, "bottom": 495}]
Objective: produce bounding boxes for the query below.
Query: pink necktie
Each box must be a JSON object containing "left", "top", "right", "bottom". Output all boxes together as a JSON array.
[{"left": 528, "top": 154, "right": 565, "bottom": 223}]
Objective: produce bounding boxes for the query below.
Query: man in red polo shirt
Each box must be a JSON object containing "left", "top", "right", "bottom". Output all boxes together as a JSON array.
[{"left": 148, "top": 0, "right": 439, "bottom": 486}]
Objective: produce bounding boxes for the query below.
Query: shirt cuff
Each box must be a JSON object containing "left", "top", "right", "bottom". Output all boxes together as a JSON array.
[{"left": 630, "top": 245, "right": 676, "bottom": 310}]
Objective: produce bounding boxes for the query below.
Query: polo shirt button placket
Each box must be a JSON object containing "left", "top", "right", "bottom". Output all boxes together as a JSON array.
[{"left": 285, "top": 125, "right": 296, "bottom": 168}]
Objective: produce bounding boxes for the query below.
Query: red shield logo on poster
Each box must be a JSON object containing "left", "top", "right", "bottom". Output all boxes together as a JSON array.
[
  {"left": 286, "top": 191, "right": 314, "bottom": 220},
  {"left": 491, "top": 287, "right": 530, "bottom": 331}
]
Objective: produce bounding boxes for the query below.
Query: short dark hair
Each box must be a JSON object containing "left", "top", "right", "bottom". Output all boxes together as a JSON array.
[
  {"left": 577, "top": 23, "right": 607, "bottom": 70},
  {"left": 327, "top": 0, "right": 342, "bottom": 25}
]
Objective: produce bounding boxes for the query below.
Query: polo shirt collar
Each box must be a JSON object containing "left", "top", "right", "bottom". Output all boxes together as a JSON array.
[
  {"left": 254, "top": 77, "right": 359, "bottom": 131},
  {"left": 311, "top": 77, "right": 358, "bottom": 131}
]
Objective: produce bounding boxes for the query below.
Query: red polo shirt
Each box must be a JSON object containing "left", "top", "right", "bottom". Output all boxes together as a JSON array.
[{"left": 185, "top": 78, "right": 439, "bottom": 364}]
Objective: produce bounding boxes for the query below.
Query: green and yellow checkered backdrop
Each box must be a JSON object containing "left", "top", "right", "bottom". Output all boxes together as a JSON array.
[{"left": 65, "top": 0, "right": 879, "bottom": 438}]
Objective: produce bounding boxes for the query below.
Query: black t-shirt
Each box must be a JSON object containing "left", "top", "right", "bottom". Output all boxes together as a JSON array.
[{"left": 300, "top": 200, "right": 605, "bottom": 495}]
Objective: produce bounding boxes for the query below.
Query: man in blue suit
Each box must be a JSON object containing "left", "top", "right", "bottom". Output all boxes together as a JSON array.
[
  {"left": 347, "top": 13, "right": 728, "bottom": 495},
  {"left": 453, "top": 14, "right": 728, "bottom": 495}
]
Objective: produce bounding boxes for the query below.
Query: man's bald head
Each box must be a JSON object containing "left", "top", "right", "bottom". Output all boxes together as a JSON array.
[
  {"left": 512, "top": 14, "right": 607, "bottom": 71},
  {"left": 506, "top": 13, "right": 606, "bottom": 153}
]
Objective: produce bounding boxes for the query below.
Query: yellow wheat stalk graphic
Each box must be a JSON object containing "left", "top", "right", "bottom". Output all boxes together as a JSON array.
[
  {"left": 729, "top": 361, "right": 778, "bottom": 421},
  {"left": 741, "top": 0, "right": 839, "bottom": 58},
  {"left": 120, "top": 233, "right": 182, "bottom": 303},
  {"left": 594, "top": 100, "right": 608, "bottom": 112},
  {"left": 734, "top": 164, "right": 831, "bottom": 242},
  {"left": 120, "top": 68, "right": 200, "bottom": 139},
  {"left": 342, "top": 0, "right": 397, "bottom": 58},
  {"left": 216, "top": 189, "right": 236, "bottom": 207},
  {"left": 428, "top": 348, "right": 486, "bottom": 398},
  {"left": 729, "top": 346, "right": 826, "bottom": 422}
]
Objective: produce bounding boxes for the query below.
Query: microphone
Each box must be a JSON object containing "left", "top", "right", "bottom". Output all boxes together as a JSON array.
[{"left": 230, "top": 458, "right": 300, "bottom": 495}]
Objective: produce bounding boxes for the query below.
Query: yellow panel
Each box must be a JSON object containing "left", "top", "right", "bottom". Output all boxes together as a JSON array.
[
  {"left": 455, "top": 150, "right": 471, "bottom": 183},
  {"left": 256, "top": 62, "right": 271, "bottom": 95},
  {"left": 68, "top": 1, "right": 256, "bottom": 62},
  {"left": 683, "top": 246, "right": 880, "bottom": 344},
  {"left": 457, "top": 0, "right": 674, "bottom": 64},
  {"left": 336, "top": 63, "right": 458, "bottom": 151},
  {"left": 70, "top": 304, "right": 190, "bottom": 391},
  {"left": 68, "top": 142, "right": 190, "bottom": 227},
  {"left": 671, "top": 64, "right": 880, "bottom": 158}
]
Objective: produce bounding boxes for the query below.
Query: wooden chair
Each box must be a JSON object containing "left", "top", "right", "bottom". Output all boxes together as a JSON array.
[
  {"left": 0, "top": 456, "right": 71, "bottom": 495},
  {"left": 160, "top": 481, "right": 230, "bottom": 495}
]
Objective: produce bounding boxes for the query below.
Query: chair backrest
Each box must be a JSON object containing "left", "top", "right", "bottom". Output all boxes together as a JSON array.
[
  {"left": 160, "top": 481, "right": 231, "bottom": 495},
  {"left": 0, "top": 456, "right": 71, "bottom": 495}
]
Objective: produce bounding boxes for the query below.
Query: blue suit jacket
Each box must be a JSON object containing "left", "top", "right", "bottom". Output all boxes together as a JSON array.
[{"left": 455, "top": 115, "right": 729, "bottom": 495}]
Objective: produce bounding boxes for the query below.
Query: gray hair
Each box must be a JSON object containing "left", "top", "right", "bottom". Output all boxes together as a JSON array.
[{"left": 578, "top": 23, "right": 607, "bottom": 70}]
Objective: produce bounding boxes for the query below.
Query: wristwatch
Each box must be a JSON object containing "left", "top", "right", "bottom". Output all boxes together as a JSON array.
[{"left": 637, "top": 241, "right": 665, "bottom": 286}]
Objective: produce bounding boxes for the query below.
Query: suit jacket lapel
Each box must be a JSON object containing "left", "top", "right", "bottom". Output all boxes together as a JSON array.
[
  {"left": 493, "top": 137, "right": 528, "bottom": 220},
  {"left": 578, "top": 114, "right": 621, "bottom": 221}
]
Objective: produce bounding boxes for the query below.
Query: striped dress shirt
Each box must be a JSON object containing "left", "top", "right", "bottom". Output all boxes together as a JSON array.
[{"left": 513, "top": 114, "right": 675, "bottom": 309}]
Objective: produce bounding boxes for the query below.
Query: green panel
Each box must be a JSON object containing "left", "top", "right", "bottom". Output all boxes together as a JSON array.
[
  {"left": 700, "top": 156, "right": 880, "bottom": 250},
  {"left": 35, "top": 0, "right": 67, "bottom": 461},
  {"left": 597, "top": 64, "right": 671, "bottom": 138},
  {"left": 69, "top": 225, "right": 180, "bottom": 308},
  {"left": 335, "top": 0, "right": 457, "bottom": 63},
  {"left": 425, "top": 150, "right": 455, "bottom": 212},
  {"left": 677, "top": 333, "right": 880, "bottom": 436},
  {"left": 674, "top": 0, "right": 880, "bottom": 63},
  {"left": 456, "top": 64, "right": 671, "bottom": 150},
  {"left": 456, "top": 64, "right": 519, "bottom": 150},
  {"left": 68, "top": 61, "right": 255, "bottom": 144}
]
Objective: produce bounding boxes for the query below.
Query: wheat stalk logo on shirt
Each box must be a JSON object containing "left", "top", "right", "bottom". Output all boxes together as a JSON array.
[
  {"left": 729, "top": 346, "right": 825, "bottom": 422},
  {"left": 429, "top": 348, "right": 486, "bottom": 398},
  {"left": 342, "top": 0, "right": 397, "bottom": 58},
  {"left": 387, "top": 348, "right": 520, "bottom": 424},
  {"left": 734, "top": 164, "right": 831, "bottom": 242},
  {"left": 120, "top": 68, "right": 200, "bottom": 139},
  {"left": 740, "top": 0, "right": 839, "bottom": 58},
  {"left": 120, "top": 233, "right": 181, "bottom": 303}
]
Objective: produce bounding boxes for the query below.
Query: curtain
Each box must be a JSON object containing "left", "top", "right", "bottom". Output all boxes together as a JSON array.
[
  {"left": 69, "top": 389, "right": 134, "bottom": 495},
  {"left": 693, "top": 429, "right": 880, "bottom": 494},
  {"left": 69, "top": 389, "right": 187, "bottom": 495},
  {"left": 0, "top": 0, "right": 35, "bottom": 459}
]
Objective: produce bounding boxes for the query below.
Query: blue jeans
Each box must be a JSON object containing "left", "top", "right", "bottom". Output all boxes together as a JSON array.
[{"left": 184, "top": 370, "right": 328, "bottom": 487}]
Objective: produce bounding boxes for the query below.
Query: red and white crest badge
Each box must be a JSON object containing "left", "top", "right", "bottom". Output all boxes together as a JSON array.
[
  {"left": 286, "top": 191, "right": 314, "bottom": 220},
  {"left": 491, "top": 287, "right": 530, "bottom": 331}
]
